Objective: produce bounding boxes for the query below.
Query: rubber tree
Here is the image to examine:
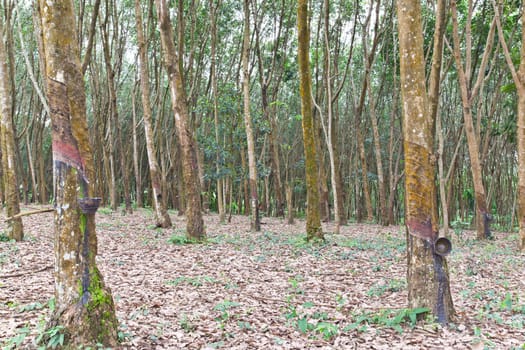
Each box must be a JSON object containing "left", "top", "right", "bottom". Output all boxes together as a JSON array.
[
  {"left": 38, "top": 0, "right": 118, "bottom": 346},
  {"left": 0, "top": 14, "right": 23, "bottom": 241},
  {"left": 242, "top": 0, "right": 260, "bottom": 232},
  {"left": 155, "top": 0, "right": 205, "bottom": 240},
  {"left": 396, "top": 0, "right": 454, "bottom": 324},
  {"left": 134, "top": 0, "right": 172, "bottom": 228},
  {"left": 492, "top": 0, "right": 525, "bottom": 251},
  {"left": 209, "top": 0, "right": 226, "bottom": 223},
  {"left": 297, "top": 0, "right": 323, "bottom": 241},
  {"left": 450, "top": 0, "right": 495, "bottom": 240}
]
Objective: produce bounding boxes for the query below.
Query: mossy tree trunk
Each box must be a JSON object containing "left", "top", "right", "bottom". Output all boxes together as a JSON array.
[
  {"left": 155, "top": 0, "right": 205, "bottom": 240},
  {"left": 38, "top": 0, "right": 118, "bottom": 346},
  {"left": 0, "top": 15, "right": 23, "bottom": 241},
  {"left": 134, "top": 0, "right": 172, "bottom": 228},
  {"left": 396, "top": 0, "right": 454, "bottom": 324},
  {"left": 297, "top": 0, "right": 323, "bottom": 241}
]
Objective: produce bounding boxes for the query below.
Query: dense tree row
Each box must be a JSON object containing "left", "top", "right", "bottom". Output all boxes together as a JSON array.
[{"left": 1, "top": 0, "right": 519, "bottom": 237}]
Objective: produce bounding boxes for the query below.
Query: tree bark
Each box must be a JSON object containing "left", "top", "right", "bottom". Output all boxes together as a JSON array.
[
  {"left": 242, "top": 0, "right": 260, "bottom": 232},
  {"left": 100, "top": 5, "right": 132, "bottom": 214},
  {"left": 428, "top": 0, "right": 447, "bottom": 235},
  {"left": 38, "top": 0, "right": 117, "bottom": 345},
  {"left": 298, "top": 0, "right": 323, "bottom": 241},
  {"left": 81, "top": 0, "right": 101, "bottom": 75},
  {"left": 0, "top": 15, "right": 23, "bottom": 241},
  {"left": 134, "top": 0, "right": 172, "bottom": 227},
  {"left": 155, "top": 0, "right": 205, "bottom": 240},
  {"left": 492, "top": 0, "right": 525, "bottom": 250},
  {"left": 131, "top": 81, "right": 143, "bottom": 208},
  {"left": 210, "top": 0, "right": 226, "bottom": 223},
  {"left": 367, "top": 78, "right": 387, "bottom": 225},
  {"left": 322, "top": 0, "right": 341, "bottom": 233},
  {"left": 286, "top": 182, "right": 294, "bottom": 224},
  {"left": 450, "top": 0, "right": 495, "bottom": 239},
  {"left": 397, "top": 0, "right": 454, "bottom": 324},
  {"left": 253, "top": 0, "right": 288, "bottom": 218}
]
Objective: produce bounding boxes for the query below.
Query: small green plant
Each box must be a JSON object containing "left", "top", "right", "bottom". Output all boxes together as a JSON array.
[
  {"left": 288, "top": 275, "right": 304, "bottom": 295},
  {"left": 166, "top": 275, "right": 217, "bottom": 287},
  {"left": 2, "top": 326, "right": 30, "bottom": 349},
  {"left": 18, "top": 302, "right": 45, "bottom": 313},
  {"left": 214, "top": 300, "right": 241, "bottom": 329},
  {"left": 179, "top": 314, "right": 196, "bottom": 332},
  {"left": 284, "top": 298, "right": 298, "bottom": 320},
  {"left": 0, "top": 233, "right": 12, "bottom": 242},
  {"left": 48, "top": 297, "right": 56, "bottom": 312},
  {"left": 205, "top": 341, "right": 225, "bottom": 349},
  {"left": 35, "top": 325, "right": 66, "bottom": 349},
  {"left": 297, "top": 316, "right": 314, "bottom": 334},
  {"left": 237, "top": 321, "right": 252, "bottom": 330},
  {"left": 472, "top": 326, "right": 496, "bottom": 349},
  {"left": 345, "top": 307, "right": 429, "bottom": 333},
  {"left": 117, "top": 323, "right": 133, "bottom": 343},
  {"left": 0, "top": 241, "right": 19, "bottom": 265},
  {"left": 98, "top": 207, "right": 113, "bottom": 215},
  {"left": 500, "top": 292, "right": 514, "bottom": 311},
  {"left": 335, "top": 294, "right": 347, "bottom": 311},
  {"left": 367, "top": 279, "right": 406, "bottom": 297},
  {"left": 168, "top": 234, "right": 202, "bottom": 245},
  {"left": 314, "top": 322, "right": 339, "bottom": 340}
]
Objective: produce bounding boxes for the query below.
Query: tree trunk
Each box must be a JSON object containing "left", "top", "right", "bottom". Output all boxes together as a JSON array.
[
  {"left": 26, "top": 130, "right": 38, "bottom": 203},
  {"left": 241, "top": 148, "right": 250, "bottom": 215},
  {"left": 252, "top": 0, "right": 287, "bottom": 218},
  {"left": 356, "top": 126, "right": 373, "bottom": 221},
  {"left": 286, "top": 182, "right": 294, "bottom": 224},
  {"left": 0, "top": 15, "right": 23, "bottom": 241},
  {"left": 38, "top": 0, "right": 118, "bottom": 345},
  {"left": 517, "top": 13, "right": 525, "bottom": 251},
  {"left": 450, "top": 0, "right": 495, "bottom": 240},
  {"left": 298, "top": 0, "right": 323, "bottom": 241},
  {"left": 131, "top": 82, "right": 143, "bottom": 208},
  {"left": 100, "top": 9, "right": 132, "bottom": 214},
  {"left": 428, "top": 0, "right": 447, "bottom": 235},
  {"left": 210, "top": 0, "right": 226, "bottom": 223},
  {"left": 155, "top": 0, "right": 205, "bottom": 240},
  {"left": 321, "top": 0, "right": 340, "bottom": 233},
  {"left": 492, "top": 0, "right": 525, "bottom": 250},
  {"left": 242, "top": 0, "right": 260, "bottom": 232},
  {"left": 134, "top": 0, "right": 172, "bottom": 227},
  {"left": 367, "top": 79, "right": 387, "bottom": 225},
  {"left": 397, "top": 0, "right": 454, "bottom": 324},
  {"left": 316, "top": 132, "right": 330, "bottom": 222}
]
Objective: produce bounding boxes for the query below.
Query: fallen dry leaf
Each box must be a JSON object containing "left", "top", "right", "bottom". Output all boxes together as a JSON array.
[{"left": 1, "top": 207, "right": 524, "bottom": 349}]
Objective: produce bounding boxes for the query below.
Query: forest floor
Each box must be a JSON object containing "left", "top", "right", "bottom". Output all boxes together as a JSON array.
[{"left": 1, "top": 206, "right": 525, "bottom": 349}]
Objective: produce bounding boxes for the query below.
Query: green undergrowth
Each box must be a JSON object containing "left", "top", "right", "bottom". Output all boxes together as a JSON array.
[
  {"left": 345, "top": 307, "right": 431, "bottom": 333},
  {"left": 168, "top": 234, "right": 206, "bottom": 245},
  {"left": 166, "top": 275, "right": 218, "bottom": 287},
  {"left": 201, "top": 230, "right": 406, "bottom": 259},
  {"left": 1, "top": 296, "right": 130, "bottom": 350},
  {"left": 0, "top": 233, "right": 12, "bottom": 242}
]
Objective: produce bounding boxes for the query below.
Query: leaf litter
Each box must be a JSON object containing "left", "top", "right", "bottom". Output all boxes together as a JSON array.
[{"left": 0, "top": 207, "right": 524, "bottom": 349}]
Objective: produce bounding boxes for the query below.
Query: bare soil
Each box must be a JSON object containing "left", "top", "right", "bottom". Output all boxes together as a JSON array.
[{"left": 1, "top": 206, "right": 525, "bottom": 349}]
